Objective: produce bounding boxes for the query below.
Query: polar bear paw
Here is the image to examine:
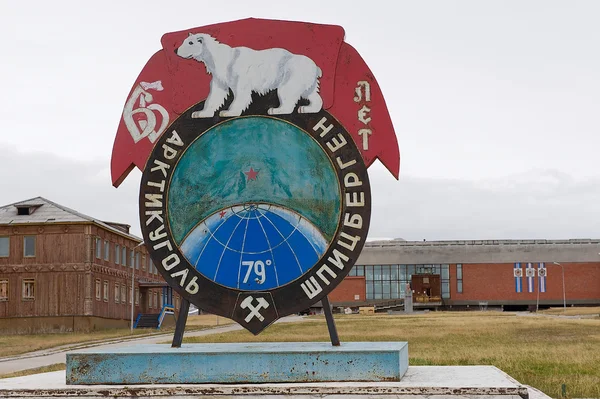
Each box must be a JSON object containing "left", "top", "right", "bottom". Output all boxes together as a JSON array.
[
  {"left": 267, "top": 106, "right": 295, "bottom": 115},
  {"left": 191, "top": 110, "right": 215, "bottom": 118},
  {"left": 298, "top": 105, "right": 321, "bottom": 114},
  {"left": 219, "top": 109, "right": 242, "bottom": 118}
]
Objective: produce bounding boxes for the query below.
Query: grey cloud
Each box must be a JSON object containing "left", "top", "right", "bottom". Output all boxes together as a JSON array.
[
  {"left": 0, "top": 144, "right": 141, "bottom": 236},
  {"left": 1, "top": 145, "right": 598, "bottom": 242},
  {"left": 368, "top": 164, "right": 600, "bottom": 241}
]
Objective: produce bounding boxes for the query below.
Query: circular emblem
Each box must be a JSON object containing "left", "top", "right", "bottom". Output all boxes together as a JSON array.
[{"left": 140, "top": 104, "right": 371, "bottom": 334}]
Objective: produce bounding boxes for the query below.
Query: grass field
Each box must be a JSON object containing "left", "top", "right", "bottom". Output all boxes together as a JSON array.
[
  {"left": 0, "top": 314, "right": 232, "bottom": 359},
  {"left": 540, "top": 306, "right": 600, "bottom": 316},
  {"left": 184, "top": 311, "right": 600, "bottom": 398},
  {"left": 0, "top": 363, "right": 66, "bottom": 379},
  {"left": 186, "top": 314, "right": 235, "bottom": 327}
]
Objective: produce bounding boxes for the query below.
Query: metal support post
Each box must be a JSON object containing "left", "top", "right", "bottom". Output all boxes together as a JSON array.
[
  {"left": 321, "top": 296, "right": 340, "bottom": 346},
  {"left": 172, "top": 298, "right": 190, "bottom": 348}
]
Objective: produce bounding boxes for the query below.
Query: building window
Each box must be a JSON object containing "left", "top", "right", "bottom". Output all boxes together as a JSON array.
[
  {"left": 0, "top": 237, "right": 9, "bottom": 257},
  {"left": 95, "top": 237, "right": 102, "bottom": 259},
  {"left": 104, "top": 240, "right": 110, "bottom": 261},
  {"left": 115, "top": 283, "right": 120, "bottom": 303},
  {"left": 136, "top": 252, "right": 141, "bottom": 270},
  {"left": 22, "top": 279, "right": 35, "bottom": 300},
  {"left": 154, "top": 292, "right": 158, "bottom": 309},
  {"left": 0, "top": 280, "right": 8, "bottom": 301},
  {"left": 142, "top": 255, "right": 146, "bottom": 271},
  {"left": 103, "top": 280, "right": 109, "bottom": 302},
  {"left": 457, "top": 264, "right": 463, "bottom": 293},
  {"left": 95, "top": 279, "right": 101, "bottom": 300},
  {"left": 441, "top": 264, "right": 450, "bottom": 299},
  {"left": 115, "top": 245, "right": 120, "bottom": 265},
  {"left": 129, "top": 286, "right": 133, "bottom": 304},
  {"left": 348, "top": 265, "right": 365, "bottom": 277},
  {"left": 148, "top": 291, "right": 153, "bottom": 308},
  {"left": 364, "top": 264, "right": 406, "bottom": 300},
  {"left": 362, "top": 264, "right": 453, "bottom": 301},
  {"left": 129, "top": 250, "right": 134, "bottom": 269},
  {"left": 121, "top": 284, "right": 126, "bottom": 303},
  {"left": 135, "top": 288, "right": 139, "bottom": 305},
  {"left": 23, "top": 236, "right": 36, "bottom": 257}
]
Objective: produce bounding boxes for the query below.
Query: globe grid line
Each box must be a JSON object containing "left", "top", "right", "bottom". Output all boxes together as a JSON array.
[
  {"left": 260, "top": 209, "right": 304, "bottom": 275},
  {"left": 209, "top": 215, "right": 246, "bottom": 280},
  {"left": 274, "top": 207, "right": 324, "bottom": 259},
  {"left": 254, "top": 208, "right": 281, "bottom": 287},
  {"left": 256, "top": 207, "right": 323, "bottom": 261},
  {"left": 192, "top": 209, "right": 237, "bottom": 269},
  {"left": 188, "top": 205, "right": 311, "bottom": 256},
  {"left": 186, "top": 205, "right": 331, "bottom": 290},
  {"left": 234, "top": 214, "right": 252, "bottom": 289}
]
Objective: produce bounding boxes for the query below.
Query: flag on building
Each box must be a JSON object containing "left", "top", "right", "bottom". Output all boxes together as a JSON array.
[
  {"left": 537, "top": 263, "right": 547, "bottom": 293},
  {"left": 514, "top": 263, "right": 523, "bottom": 293},
  {"left": 526, "top": 262, "right": 535, "bottom": 293}
]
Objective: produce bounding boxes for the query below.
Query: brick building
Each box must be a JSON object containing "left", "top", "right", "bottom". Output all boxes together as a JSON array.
[
  {"left": 0, "top": 197, "right": 181, "bottom": 333},
  {"left": 330, "top": 239, "right": 600, "bottom": 310}
]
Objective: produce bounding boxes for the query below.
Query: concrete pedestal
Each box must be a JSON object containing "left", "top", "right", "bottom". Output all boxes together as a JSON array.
[
  {"left": 0, "top": 366, "right": 547, "bottom": 398},
  {"left": 66, "top": 342, "right": 408, "bottom": 385}
]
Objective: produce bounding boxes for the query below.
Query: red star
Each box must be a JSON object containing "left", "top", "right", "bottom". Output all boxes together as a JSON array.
[
  {"left": 219, "top": 210, "right": 227, "bottom": 219},
  {"left": 244, "top": 167, "right": 259, "bottom": 181}
]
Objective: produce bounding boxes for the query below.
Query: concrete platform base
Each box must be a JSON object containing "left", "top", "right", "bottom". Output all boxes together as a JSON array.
[
  {"left": 66, "top": 342, "right": 408, "bottom": 384},
  {"left": 0, "top": 366, "right": 549, "bottom": 399},
  {"left": 0, "top": 366, "right": 550, "bottom": 399}
]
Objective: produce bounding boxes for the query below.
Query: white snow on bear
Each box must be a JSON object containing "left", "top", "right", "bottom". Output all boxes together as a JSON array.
[{"left": 175, "top": 33, "right": 323, "bottom": 118}]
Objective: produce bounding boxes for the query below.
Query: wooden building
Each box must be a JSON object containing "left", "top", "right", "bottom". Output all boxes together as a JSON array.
[{"left": 0, "top": 197, "right": 181, "bottom": 333}]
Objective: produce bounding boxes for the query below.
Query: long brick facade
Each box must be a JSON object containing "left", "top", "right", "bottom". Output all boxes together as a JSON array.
[{"left": 330, "top": 240, "right": 600, "bottom": 308}]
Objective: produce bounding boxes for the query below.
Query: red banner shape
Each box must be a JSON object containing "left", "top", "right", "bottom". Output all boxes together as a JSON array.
[
  {"left": 110, "top": 18, "right": 400, "bottom": 187},
  {"left": 329, "top": 43, "right": 400, "bottom": 178},
  {"left": 111, "top": 50, "right": 176, "bottom": 187},
  {"left": 160, "top": 18, "right": 344, "bottom": 115}
]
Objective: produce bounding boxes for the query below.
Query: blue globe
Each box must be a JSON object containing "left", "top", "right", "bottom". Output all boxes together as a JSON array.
[
  {"left": 167, "top": 116, "right": 342, "bottom": 291},
  {"left": 180, "top": 203, "right": 328, "bottom": 290}
]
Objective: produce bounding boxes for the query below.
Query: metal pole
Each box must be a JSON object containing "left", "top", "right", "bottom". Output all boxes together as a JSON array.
[
  {"left": 321, "top": 296, "right": 340, "bottom": 346},
  {"left": 172, "top": 298, "right": 190, "bottom": 348},
  {"left": 536, "top": 281, "right": 540, "bottom": 312},
  {"left": 130, "top": 264, "right": 134, "bottom": 332},
  {"left": 561, "top": 264, "right": 566, "bottom": 311},
  {"left": 131, "top": 242, "right": 144, "bottom": 332},
  {"left": 553, "top": 262, "right": 566, "bottom": 311}
]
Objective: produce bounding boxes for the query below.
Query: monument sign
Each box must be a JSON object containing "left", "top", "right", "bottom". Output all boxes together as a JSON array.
[{"left": 111, "top": 18, "right": 400, "bottom": 335}]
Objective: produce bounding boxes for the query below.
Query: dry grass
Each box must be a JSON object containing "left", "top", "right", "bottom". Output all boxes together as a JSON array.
[
  {"left": 184, "top": 311, "right": 600, "bottom": 398},
  {"left": 540, "top": 306, "right": 600, "bottom": 316},
  {"left": 0, "top": 328, "right": 170, "bottom": 359},
  {"left": 0, "top": 314, "right": 234, "bottom": 359},
  {"left": 0, "top": 363, "right": 65, "bottom": 379},
  {"left": 185, "top": 314, "right": 235, "bottom": 327}
]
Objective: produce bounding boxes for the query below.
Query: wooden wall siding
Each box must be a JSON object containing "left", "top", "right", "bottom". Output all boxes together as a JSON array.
[
  {"left": 89, "top": 225, "right": 163, "bottom": 283},
  {"left": 0, "top": 224, "right": 87, "bottom": 266},
  {"left": 0, "top": 272, "right": 86, "bottom": 317},
  {"left": 0, "top": 222, "right": 168, "bottom": 321}
]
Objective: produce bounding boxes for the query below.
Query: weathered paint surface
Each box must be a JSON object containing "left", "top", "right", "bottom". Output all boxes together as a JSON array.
[
  {"left": 0, "top": 366, "right": 537, "bottom": 398},
  {"left": 110, "top": 18, "right": 400, "bottom": 187},
  {"left": 65, "top": 342, "right": 408, "bottom": 385},
  {"left": 139, "top": 111, "right": 371, "bottom": 334}
]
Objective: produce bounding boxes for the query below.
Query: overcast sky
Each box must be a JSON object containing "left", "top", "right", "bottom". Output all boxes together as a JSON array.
[{"left": 0, "top": 1, "right": 598, "bottom": 241}]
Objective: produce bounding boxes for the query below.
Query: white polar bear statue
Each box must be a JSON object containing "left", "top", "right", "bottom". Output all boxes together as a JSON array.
[{"left": 175, "top": 33, "right": 323, "bottom": 118}]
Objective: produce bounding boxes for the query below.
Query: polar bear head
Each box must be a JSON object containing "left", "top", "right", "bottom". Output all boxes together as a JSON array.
[{"left": 175, "top": 33, "right": 215, "bottom": 60}]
